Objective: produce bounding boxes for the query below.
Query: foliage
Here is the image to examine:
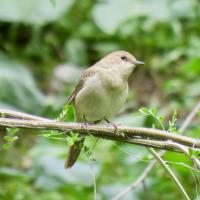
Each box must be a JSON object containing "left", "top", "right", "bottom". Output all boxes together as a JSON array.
[
  {"left": 3, "top": 128, "right": 19, "bottom": 150},
  {"left": 0, "top": 0, "right": 200, "bottom": 199}
]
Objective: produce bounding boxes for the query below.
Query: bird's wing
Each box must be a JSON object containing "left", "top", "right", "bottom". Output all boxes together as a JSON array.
[
  {"left": 66, "top": 68, "right": 96, "bottom": 104},
  {"left": 65, "top": 69, "right": 95, "bottom": 169}
]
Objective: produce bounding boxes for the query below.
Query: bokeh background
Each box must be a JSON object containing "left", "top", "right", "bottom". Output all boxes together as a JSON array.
[{"left": 0, "top": 0, "right": 200, "bottom": 199}]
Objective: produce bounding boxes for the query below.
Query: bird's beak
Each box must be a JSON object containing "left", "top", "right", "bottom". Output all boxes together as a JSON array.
[{"left": 132, "top": 60, "right": 145, "bottom": 65}]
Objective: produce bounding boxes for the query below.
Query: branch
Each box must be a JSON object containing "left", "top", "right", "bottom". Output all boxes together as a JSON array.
[
  {"left": 0, "top": 118, "right": 200, "bottom": 152},
  {"left": 0, "top": 108, "right": 52, "bottom": 121},
  {"left": 147, "top": 148, "right": 190, "bottom": 200},
  {"left": 113, "top": 100, "right": 200, "bottom": 199},
  {"left": 0, "top": 108, "right": 199, "bottom": 200}
]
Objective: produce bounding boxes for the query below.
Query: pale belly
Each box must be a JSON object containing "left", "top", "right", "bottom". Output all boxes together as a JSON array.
[{"left": 74, "top": 74, "right": 128, "bottom": 122}]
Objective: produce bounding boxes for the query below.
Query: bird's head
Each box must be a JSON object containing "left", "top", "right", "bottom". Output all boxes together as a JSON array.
[{"left": 100, "top": 50, "right": 144, "bottom": 79}]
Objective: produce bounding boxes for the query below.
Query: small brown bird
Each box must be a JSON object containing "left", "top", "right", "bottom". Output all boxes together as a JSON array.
[{"left": 65, "top": 50, "right": 144, "bottom": 168}]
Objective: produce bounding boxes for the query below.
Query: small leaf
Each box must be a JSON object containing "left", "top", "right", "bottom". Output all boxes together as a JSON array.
[
  {"left": 132, "top": 112, "right": 143, "bottom": 116},
  {"left": 42, "top": 130, "right": 63, "bottom": 138},
  {"left": 189, "top": 148, "right": 200, "bottom": 159},
  {"left": 58, "top": 104, "right": 75, "bottom": 122},
  {"left": 69, "top": 131, "right": 79, "bottom": 142},
  {"left": 172, "top": 110, "right": 177, "bottom": 122},
  {"left": 2, "top": 143, "right": 11, "bottom": 150},
  {"left": 65, "top": 137, "right": 75, "bottom": 146},
  {"left": 158, "top": 115, "right": 165, "bottom": 123},
  {"left": 139, "top": 107, "right": 149, "bottom": 115},
  {"left": 149, "top": 107, "right": 157, "bottom": 117},
  {"left": 168, "top": 110, "right": 178, "bottom": 133},
  {"left": 3, "top": 135, "right": 18, "bottom": 142},
  {"left": 0, "top": 0, "right": 73, "bottom": 25},
  {"left": 0, "top": 113, "right": 5, "bottom": 117},
  {"left": 42, "top": 133, "right": 52, "bottom": 137},
  {"left": 189, "top": 147, "right": 193, "bottom": 156},
  {"left": 193, "top": 150, "right": 200, "bottom": 158},
  {"left": 6, "top": 128, "right": 19, "bottom": 135}
]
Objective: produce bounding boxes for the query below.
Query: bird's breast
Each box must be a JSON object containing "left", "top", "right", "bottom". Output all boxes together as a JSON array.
[{"left": 74, "top": 72, "right": 128, "bottom": 122}]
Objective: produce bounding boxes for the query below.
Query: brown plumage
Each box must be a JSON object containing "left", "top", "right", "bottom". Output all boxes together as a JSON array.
[
  {"left": 64, "top": 50, "right": 144, "bottom": 168},
  {"left": 64, "top": 69, "right": 96, "bottom": 168},
  {"left": 66, "top": 70, "right": 96, "bottom": 105}
]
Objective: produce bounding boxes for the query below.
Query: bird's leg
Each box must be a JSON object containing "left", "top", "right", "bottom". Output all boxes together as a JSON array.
[
  {"left": 104, "top": 118, "right": 118, "bottom": 134},
  {"left": 83, "top": 115, "right": 90, "bottom": 131}
]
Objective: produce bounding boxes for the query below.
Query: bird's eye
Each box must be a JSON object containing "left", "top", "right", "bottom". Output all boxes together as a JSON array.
[{"left": 120, "top": 55, "right": 127, "bottom": 60}]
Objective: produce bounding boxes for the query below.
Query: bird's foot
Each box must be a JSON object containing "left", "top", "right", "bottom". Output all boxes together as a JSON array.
[
  {"left": 83, "top": 121, "right": 89, "bottom": 129},
  {"left": 104, "top": 118, "right": 119, "bottom": 135},
  {"left": 83, "top": 115, "right": 90, "bottom": 132}
]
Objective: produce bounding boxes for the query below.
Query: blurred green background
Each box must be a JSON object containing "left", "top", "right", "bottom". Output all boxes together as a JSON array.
[{"left": 0, "top": 0, "right": 200, "bottom": 199}]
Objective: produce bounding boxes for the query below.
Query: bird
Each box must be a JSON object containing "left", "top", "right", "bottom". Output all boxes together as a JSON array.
[{"left": 64, "top": 50, "right": 144, "bottom": 168}]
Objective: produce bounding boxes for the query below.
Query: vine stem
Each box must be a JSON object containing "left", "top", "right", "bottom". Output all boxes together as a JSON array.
[
  {"left": 148, "top": 148, "right": 190, "bottom": 200},
  {"left": 0, "top": 108, "right": 199, "bottom": 200},
  {"left": 113, "top": 100, "right": 200, "bottom": 200}
]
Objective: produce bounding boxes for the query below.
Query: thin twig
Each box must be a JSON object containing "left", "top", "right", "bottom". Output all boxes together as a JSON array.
[
  {"left": 112, "top": 160, "right": 157, "bottom": 200},
  {"left": 0, "top": 108, "right": 199, "bottom": 200},
  {"left": 147, "top": 148, "right": 190, "bottom": 200},
  {"left": 113, "top": 146, "right": 193, "bottom": 200},
  {"left": 90, "top": 159, "right": 97, "bottom": 200},
  {"left": 113, "top": 100, "right": 200, "bottom": 199},
  {"left": 179, "top": 102, "right": 200, "bottom": 133},
  {"left": 167, "top": 141, "right": 200, "bottom": 170}
]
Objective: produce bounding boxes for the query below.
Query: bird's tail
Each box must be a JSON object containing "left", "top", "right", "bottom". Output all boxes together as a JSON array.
[{"left": 64, "top": 136, "right": 85, "bottom": 169}]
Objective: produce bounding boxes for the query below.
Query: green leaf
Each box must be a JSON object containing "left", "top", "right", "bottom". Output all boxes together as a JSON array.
[
  {"left": 93, "top": 0, "right": 171, "bottom": 34},
  {"left": 93, "top": 0, "right": 134, "bottom": 34},
  {"left": 42, "top": 130, "right": 63, "bottom": 139},
  {"left": 132, "top": 112, "right": 143, "bottom": 116},
  {"left": 0, "top": 0, "right": 73, "bottom": 25},
  {"left": 189, "top": 147, "right": 193, "bottom": 157},
  {"left": 168, "top": 110, "right": 178, "bottom": 133},
  {"left": 69, "top": 131, "right": 78, "bottom": 141},
  {"left": 189, "top": 148, "right": 200, "bottom": 159},
  {"left": 64, "top": 131, "right": 78, "bottom": 146},
  {"left": 139, "top": 107, "right": 149, "bottom": 115},
  {"left": 0, "top": 54, "right": 45, "bottom": 114},
  {"left": 197, "top": 110, "right": 200, "bottom": 117},
  {"left": 2, "top": 143, "right": 11, "bottom": 150},
  {"left": 0, "top": 112, "right": 5, "bottom": 117},
  {"left": 0, "top": 167, "right": 27, "bottom": 179},
  {"left": 181, "top": 57, "right": 200, "bottom": 79},
  {"left": 6, "top": 128, "right": 19, "bottom": 135},
  {"left": 42, "top": 133, "right": 53, "bottom": 138},
  {"left": 172, "top": 110, "right": 177, "bottom": 121},
  {"left": 139, "top": 107, "right": 158, "bottom": 117},
  {"left": 65, "top": 136, "right": 75, "bottom": 146},
  {"left": 58, "top": 104, "right": 75, "bottom": 122},
  {"left": 158, "top": 115, "right": 165, "bottom": 123},
  {"left": 149, "top": 107, "right": 158, "bottom": 117},
  {"left": 3, "top": 135, "right": 18, "bottom": 142}
]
